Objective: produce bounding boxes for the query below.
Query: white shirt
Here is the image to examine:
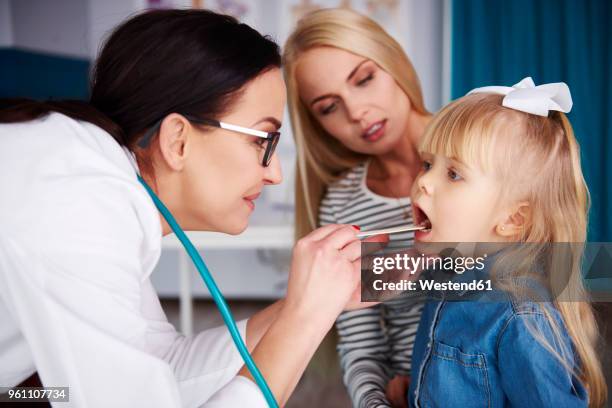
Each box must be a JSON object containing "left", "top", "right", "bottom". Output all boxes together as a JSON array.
[{"left": 0, "top": 113, "right": 267, "bottom": 407}]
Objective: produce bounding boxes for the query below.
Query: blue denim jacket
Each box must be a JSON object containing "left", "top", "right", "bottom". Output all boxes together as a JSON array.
[{"left": 408, "top": 257, "right": 588, "bottom": 407}]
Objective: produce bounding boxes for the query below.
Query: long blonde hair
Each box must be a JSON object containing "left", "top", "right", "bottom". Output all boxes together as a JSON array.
[
  {"left": 421, "top": 93, "right": 607, "bottom": 407},
  {"left": 283, "top": 8, "right": 430, "bottom": 240}
]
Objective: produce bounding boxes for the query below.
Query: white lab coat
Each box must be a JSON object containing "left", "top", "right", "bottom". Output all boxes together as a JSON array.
[{"left": 0, "top": 113, "right": 267, "bottom": 407}]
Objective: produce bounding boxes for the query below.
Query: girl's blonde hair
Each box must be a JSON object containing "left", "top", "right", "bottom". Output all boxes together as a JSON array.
[
  {"left": 421, "top": 93, "right": 607, "bottom": 407},
  {"left": 283, "top": 8, "right": 430, "bottom": 240}
]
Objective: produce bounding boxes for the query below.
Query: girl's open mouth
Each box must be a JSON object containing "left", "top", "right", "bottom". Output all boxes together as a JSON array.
[
  {"left": 413, "top": 203, "right": 433, "bottom": 240},
  {"left": 414, "top": 204, "right": 432, "bottom": 231}
]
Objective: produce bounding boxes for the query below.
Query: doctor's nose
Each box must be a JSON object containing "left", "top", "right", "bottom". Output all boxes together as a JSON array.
[{"left": 263, "top": 153, "right": 282, "bottom": 185}]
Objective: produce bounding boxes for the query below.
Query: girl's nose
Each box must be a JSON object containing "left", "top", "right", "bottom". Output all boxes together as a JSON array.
[
  {"left": 263, "top": 153, "right": 282, "bottom": 185},
  {"left": 417, "top": 171, "right": 433, "bottom": 195}
]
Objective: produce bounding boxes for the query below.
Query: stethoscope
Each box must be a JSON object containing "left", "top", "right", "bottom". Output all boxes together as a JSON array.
[{"left": 137, "top": 176, "right": 278, "bottom": 408}]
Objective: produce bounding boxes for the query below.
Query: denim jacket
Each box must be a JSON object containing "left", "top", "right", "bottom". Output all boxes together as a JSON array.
[{"left": 408, "top": 255, "right": 588, "bottom": 407}]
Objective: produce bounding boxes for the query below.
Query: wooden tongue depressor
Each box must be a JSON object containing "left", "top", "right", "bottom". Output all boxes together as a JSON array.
[{"left": 356, "top": 225, "right": 426, "bottom": 238}]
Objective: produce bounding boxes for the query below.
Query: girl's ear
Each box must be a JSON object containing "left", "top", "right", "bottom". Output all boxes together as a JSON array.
[{"left": 496, "top": 201, "right": 530, "bottom": 237}]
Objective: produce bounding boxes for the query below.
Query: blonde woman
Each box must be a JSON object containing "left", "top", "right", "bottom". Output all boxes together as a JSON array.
[{"left": 284, "top": 8, "right": 432, "bottom": 407}]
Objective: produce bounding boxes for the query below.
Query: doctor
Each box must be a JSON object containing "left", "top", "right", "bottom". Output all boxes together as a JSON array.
[{"left": 0, "top": 9, "right": 375, "bottom": 407}]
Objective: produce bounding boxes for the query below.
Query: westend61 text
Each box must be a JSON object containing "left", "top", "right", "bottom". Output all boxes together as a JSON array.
[{"left": 373, "top": 279, "right": 493, "bottom": 292}]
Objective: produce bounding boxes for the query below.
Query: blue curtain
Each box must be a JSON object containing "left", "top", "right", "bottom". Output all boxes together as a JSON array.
[
  {"left": 0, "top": 48, "right": 90, "bottom": 100},
  {"left": 451, "top": 0, "right": 611, "bottom": 242}
]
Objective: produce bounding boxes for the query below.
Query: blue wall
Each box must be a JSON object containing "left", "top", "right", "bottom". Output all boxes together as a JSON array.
[
  {"left": 0, "top": 48, "right": 90, "bottom": 100},
  {"left": 451, "top": 0, "right": 611, "bottom": 242}
]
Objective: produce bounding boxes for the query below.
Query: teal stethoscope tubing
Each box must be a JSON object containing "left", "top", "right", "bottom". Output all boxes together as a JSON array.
[{"left": 137, "top": 176, "right": 278, "bottom": 408}]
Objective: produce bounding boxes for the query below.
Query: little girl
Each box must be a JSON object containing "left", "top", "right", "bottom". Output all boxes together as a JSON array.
[{"left": 407, "top": 78, "right": 607, "bottom": 407}]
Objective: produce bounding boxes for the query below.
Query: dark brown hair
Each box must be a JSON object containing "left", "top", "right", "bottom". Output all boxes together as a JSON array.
[{"left": 0, "top": 9, "right": 281, "bottom": 151}]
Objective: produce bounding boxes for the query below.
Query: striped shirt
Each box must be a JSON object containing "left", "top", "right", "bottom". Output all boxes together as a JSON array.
[{"left": 319, "top": 161, "right": 425, "bottom": 408}]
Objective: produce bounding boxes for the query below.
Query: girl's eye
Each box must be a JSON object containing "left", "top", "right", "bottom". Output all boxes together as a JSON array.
[
  {"left": 357, "top": 73, "right": 374, "bottom": 86},
  {"left": 422, "top": 160, "right": 432, "bottom": 171},
  {"left": 448, "top": 168, "right": 463, "bottom": 181},
  {"left": 320, "top": 102, "right": 337, "bottom": 115}
]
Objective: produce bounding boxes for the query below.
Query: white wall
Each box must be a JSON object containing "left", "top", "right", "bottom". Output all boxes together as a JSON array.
[
  {"left": 88, "top": 0, "right": 141, "bottom": 59},
  {"left": 405, "top": 0, "right": 444, "bottom": 112},
  {"left": 0, "top": 0, "right": 13, "bottom": 47},
  {"left": 11, "top": 0, "right": 89, "bottom": 58},
  {"left": 1, "top": 0, "right": 142, "bottom": 58}
]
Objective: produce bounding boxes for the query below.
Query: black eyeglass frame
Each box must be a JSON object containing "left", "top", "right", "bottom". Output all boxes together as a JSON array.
[{"left": 137, "top": 114, "right": 281, "bottom": 167}]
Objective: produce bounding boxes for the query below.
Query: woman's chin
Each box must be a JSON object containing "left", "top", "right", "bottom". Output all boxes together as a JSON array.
[
  {"left": 358, "top": 137, "right": 399, "bottom": 156},
  {"left": 222, "top": 219, "right": 249, "bottom": 235}
]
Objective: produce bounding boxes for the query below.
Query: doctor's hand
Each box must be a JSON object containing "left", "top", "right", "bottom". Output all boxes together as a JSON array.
[
  {"left": 343, "top": 232, "right": 389, "bottom": 311},
  {"left": 284, "top": 224, "right": 370, "bottom": 326},
  {"left": 240, "top": 224, "right": 385, "bottom": 406}
]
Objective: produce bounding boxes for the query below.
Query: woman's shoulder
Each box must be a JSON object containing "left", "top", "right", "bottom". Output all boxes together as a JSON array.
[
  {"left": 2, "top": 112, "right": 135, "bottom": 174},
  {"left": 0, "top": 112, "right": 161, "bottom": 255},
  {"left": 317, "top": 162, "right": 368, "bottom": 225},
  {"left": 326, "top": 161, "right": 367, "bottom": 192},
  {"left": 318, "top": 162, "right": 367, "bottom": 219},
  {"left": 320, "top": 162, "right": 368, "bottom": 204},
  {"left": 2, "top": 111, "right": 144, "bottom": 187}
]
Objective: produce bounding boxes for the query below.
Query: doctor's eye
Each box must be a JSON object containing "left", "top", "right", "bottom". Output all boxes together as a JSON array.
[{"left": 253, "top": 138, "right": 267, "bottom": 148}]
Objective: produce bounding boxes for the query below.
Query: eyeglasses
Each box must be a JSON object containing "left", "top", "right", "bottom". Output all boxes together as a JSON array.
[{"left": 138, "top": 114, "right": 281, "bottom": 167}]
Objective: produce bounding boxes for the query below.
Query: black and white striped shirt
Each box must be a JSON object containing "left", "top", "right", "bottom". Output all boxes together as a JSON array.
[{"left": 319, "top": 161, "right": 425, "bottom": 408}]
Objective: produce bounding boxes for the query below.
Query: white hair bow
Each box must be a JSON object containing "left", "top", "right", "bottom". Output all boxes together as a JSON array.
[{"left": 467, "top": 77, "right": 573, "bottom": 117}]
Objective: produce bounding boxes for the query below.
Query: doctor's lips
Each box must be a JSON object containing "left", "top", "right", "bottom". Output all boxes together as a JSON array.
[
  {"left": 243, "top": 192, "right": 260, "bottom": 210},
  {"left": 412, "top": 202, "right": 433, "bottom": 240},
  {"left": 362, "top": 119, "right": 387, "bottom": 142}
]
